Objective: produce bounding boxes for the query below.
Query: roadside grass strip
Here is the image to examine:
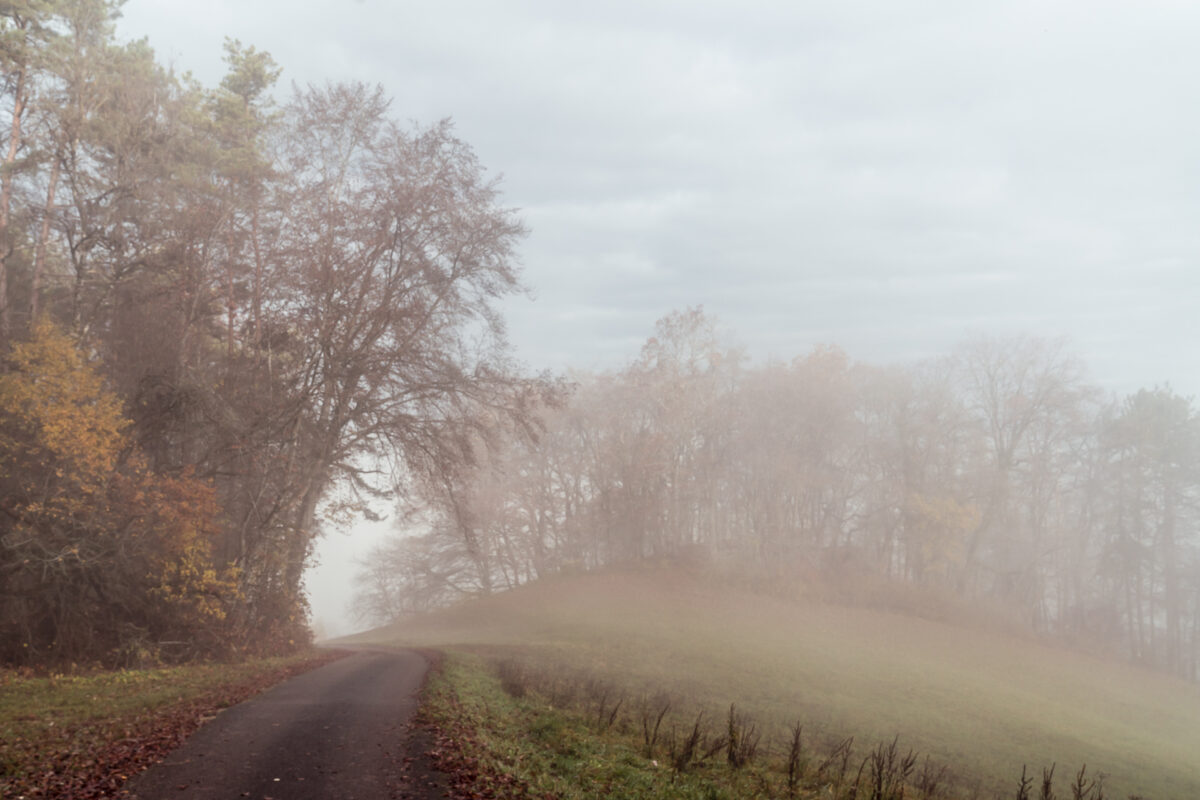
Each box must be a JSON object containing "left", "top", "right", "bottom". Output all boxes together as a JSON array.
[
  {"left": 421, "top": 652, "right": 795, "bottom": 800},
  {"left": 0, "top": 649, "right": 349, "bottom": 800}
]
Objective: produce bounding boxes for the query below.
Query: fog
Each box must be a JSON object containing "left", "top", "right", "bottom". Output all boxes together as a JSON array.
[
  {"left": 1, "top": 2, "right": 1197, "bottom": 795},
  {"left": 5, "top": 0, "right": 1195, "bottom": 668},
  {"left": 352, "top": 312, "right": 1200, "bottom": 682},
  {"left": 110, "top": 1, "right": 1200, "bottom": 640}
]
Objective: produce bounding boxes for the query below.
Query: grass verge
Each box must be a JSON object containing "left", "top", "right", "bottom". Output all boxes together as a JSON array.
[
  {"left": 421, "top": 651, "right": 793, "bottom": 800},
  {"left": 0, "top": 648, "right": 349, "bottom": 800}
]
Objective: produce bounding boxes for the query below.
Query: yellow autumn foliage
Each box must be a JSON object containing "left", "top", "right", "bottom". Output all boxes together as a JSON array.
[
  {"left": 139, "top": 465, "right": 242, "bottom": 628},
  {"left": 0, "top": 321, "right": 240, "bottom": 664},
  {"left": 0, "top": 319, "right": 128, "bottom": 497}
]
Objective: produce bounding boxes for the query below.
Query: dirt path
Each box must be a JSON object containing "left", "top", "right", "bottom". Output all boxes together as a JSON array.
[{"left": 125, "top": 650, "right": 445, "bottom": 800}]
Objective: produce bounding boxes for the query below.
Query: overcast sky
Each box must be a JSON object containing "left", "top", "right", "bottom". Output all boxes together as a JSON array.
[{"left": 116, "top": 0, "right": 1200, "bottom": 635}]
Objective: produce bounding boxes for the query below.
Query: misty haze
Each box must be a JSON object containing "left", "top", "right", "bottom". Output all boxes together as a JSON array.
[{"left": 2, "top": 2, "right": 1198, "bottom": 799}]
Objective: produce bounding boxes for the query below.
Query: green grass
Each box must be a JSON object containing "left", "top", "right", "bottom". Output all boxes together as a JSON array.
[
  {"left": 0, "top": 649, "right": 345, "bottom": 798},
  {"left": 352, "top": 568, "right": 1200, "bottom": 799},
  {"left": 423, "top": 651, "right": 786, "bottom": 800}
]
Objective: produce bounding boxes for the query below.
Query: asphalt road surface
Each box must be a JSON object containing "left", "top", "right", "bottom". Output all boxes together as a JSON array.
[{"left": 126, "top": 649, "right": 445, "bottom": 800}]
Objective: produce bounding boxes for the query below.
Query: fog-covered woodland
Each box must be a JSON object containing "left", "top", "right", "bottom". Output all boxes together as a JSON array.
[
  {"left": 0, "top": 1, "right": 542, "bottom": 665},
  {"left": 358, "top": 308, "right": 1200, "bottom": 682},
  {"left": 3, "top": 2, "right": 1198, "bottom": 690}
]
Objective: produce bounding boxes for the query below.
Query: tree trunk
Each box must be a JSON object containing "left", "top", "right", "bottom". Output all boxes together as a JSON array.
[
  {"left": 251, "top": 203, "right": 263, "bottom": 352},
  {"left": 0, "top": 65, "right": 28, "bottom": 337},
  {"left": 31, "top": 156, "right": 60, "bottom": 321}
]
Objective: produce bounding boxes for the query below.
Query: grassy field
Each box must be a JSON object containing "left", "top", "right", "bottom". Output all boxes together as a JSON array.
[
  {"left": 350, "top": 567, "right": 1200, "bottom": 799},
  {"left": 0, "top": 649, "right": 347, "bottom": 799}
]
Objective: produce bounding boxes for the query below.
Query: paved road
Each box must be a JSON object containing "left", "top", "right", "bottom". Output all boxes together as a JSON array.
[{"left": 127, "top": 650, "right": 444, "bottom": 800}]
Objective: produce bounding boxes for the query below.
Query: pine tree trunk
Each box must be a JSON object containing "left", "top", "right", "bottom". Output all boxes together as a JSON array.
[
  {"left": 31, "top": 155, "right": 60, "bottom": 321},
  {"left": 0, "top": 66, "right": 27, "bottom": 337}
]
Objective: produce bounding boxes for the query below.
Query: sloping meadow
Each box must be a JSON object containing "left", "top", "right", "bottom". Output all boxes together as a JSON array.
[{"left": 351, "top": 568, "right": 1200, "bottom": 798}]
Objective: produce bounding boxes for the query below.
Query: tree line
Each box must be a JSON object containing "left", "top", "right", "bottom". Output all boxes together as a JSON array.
[
  {"left": 0, "top": 1, "right": 539, "bottom": 666},
  {"left": 357, "top": 308, "right": 1200, "bottom": 681}
]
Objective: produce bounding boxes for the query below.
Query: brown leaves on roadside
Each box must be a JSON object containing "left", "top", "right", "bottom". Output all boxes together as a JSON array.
[
  {"left": 0, "top": 650, "right": 349, "bottom": 800},
  {"left": 418, "top": 702, "right": 541, "bottom": 800}
]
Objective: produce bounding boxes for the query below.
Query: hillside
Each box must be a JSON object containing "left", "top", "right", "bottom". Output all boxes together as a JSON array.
[{"left": 348, "top": 567, "right": 1200, "bottom": 798}]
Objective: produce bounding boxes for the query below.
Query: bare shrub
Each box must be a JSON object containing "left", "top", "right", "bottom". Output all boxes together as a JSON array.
[
  {"left": 914, "top": 756, "right": 948, "bottom": 800},
  {"left": 600, "top": 693, "right": 624, "bottom": 732},
  {"left": 786, "top": 721, "right": 807, "bottom": 797},
  {"left": 582, "top": 678, "right": 623, "bottom": 732},
  {"left": 702, "top": 732, "right": 730, "bottom": 764},
  {"left": 639, "top": 692, "right": 671, "bottom": 758},
  {"left": 726, "top": 703, "right": 761, "bottom": 769},
  {"left": 1017, "top": 765, "right": 1034, "bottom": 800},
  {"left": 847, "top": 754, "right": 869, "bottom": 800},
  {"left": 864, "top": 737, "right": 916, "bottom": 800},
  {"left": 669, "top": 712, "right": 708, "bottom": 772},
  {"left": 816, "top": 736, "right": 855, "bottom": 797},
  {"left": 1069, "top": 764, "right": 1106, "bottom": 800},
  {"left": 1040, "top": 763, "right": 1057, "bottom": 800}
]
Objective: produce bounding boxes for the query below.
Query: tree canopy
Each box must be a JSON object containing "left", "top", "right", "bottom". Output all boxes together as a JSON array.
[
  {"left": 0, "top": 3, "right": 540, "bottom": 665},
  {"left": 356, "top": 308, "right": 1200, "bottom": 682}
]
